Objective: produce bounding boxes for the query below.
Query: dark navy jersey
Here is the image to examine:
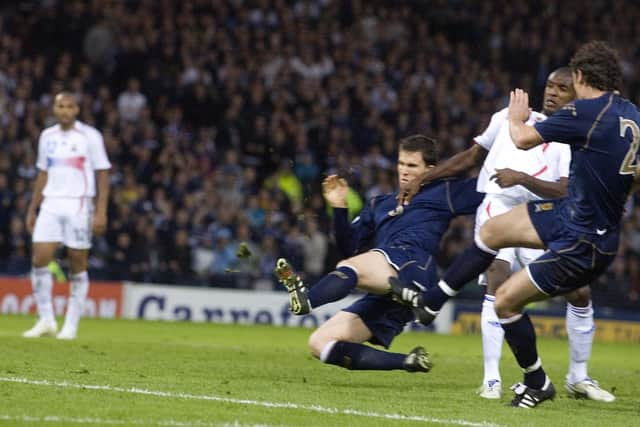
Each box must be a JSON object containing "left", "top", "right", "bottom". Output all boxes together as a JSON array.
[
  {"left": 534, "top": 92, "right": 640, "bottom": 233},
  {"left": 333, "top": 178, "right": 483, "bottom": 257}
]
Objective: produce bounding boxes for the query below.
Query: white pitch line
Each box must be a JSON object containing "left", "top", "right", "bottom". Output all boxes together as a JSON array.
[
  {"left": 0, "top": 415, "right": 286, "bottom": 427},
  {"left": 0, "top": 376, "right": 504, "bottom": 427}
]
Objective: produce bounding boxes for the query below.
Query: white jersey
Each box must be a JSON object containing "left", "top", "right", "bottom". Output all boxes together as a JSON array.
[
  {"left": 474, "top": 108, "right": 571, "bottom": 204},
  {"left": 36, "top": 121, "right": 111, "bottom": 198}
]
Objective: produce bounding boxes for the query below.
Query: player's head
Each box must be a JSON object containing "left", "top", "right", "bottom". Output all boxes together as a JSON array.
[
  {"left": 53, "top": 92, "right": 79, "bottom": 127},
  {"left": 397, "top": 134, "right": 438, "bottom": 191},
  {"left": 569, "top": 41, "right": 622, "bottom": 97},
  {"left": 542, "top": 67, "right": 575, "bottom": 115}
]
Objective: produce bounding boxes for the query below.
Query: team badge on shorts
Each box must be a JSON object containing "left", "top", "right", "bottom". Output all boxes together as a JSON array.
[{"left": 534, "top": 202, "right": 554, "bottom": 212}]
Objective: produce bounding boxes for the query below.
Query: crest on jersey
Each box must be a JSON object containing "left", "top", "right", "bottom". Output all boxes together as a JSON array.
[
  {"left": 562, "top": 103, "right": 577, "bottom": 117},
  {"left": 388, "top": 205, "right": 404, "bottom": 217},
  {"left": 46, "top": 140, "right": 57, "bottom": 154}
]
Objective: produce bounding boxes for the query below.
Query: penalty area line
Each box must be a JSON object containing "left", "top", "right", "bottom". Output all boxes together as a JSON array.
[{"left": 0, "top": 376, "right": 504, "bottom": 427}]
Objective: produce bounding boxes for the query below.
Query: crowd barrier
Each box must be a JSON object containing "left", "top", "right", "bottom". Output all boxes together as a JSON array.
[{"left": 1, "top": 277, "right": 638, "bottom": 342}]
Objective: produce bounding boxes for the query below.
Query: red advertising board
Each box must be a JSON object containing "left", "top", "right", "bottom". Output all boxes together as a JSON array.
[{"left": 0, "top": 277, "right": 123, "bottom": 318}]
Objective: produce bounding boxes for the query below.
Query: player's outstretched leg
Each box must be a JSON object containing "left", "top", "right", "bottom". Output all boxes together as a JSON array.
[
  {"left": 389, "top": 241, "right": 496, "bottom": 324},
  {"left": 320, "top": 340, "right": 432, "bottom": 372},
  {"left": 403, "top": 346, "right": 433, "bottom": 373},
  {"left": 510, "top": 379, "right": 556, "bottom": 408},
  {"left": 388, "top": 277, "right": 438, "bottom": 325},
  {"left": 274, "top": 258, "right": 310, "bottom": 315}
]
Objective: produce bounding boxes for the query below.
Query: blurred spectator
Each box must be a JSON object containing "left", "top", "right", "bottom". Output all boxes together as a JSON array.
[
  {"left": 0, "top": 0, "right": 639, "bottom": 310},
  {"left": 117, "top": 78, "right": 146, "bottom": 122}
]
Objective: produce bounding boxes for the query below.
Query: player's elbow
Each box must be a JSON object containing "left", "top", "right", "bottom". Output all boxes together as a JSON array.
[{"left": 513, "top": 136, "right": 536, "bottom": 150}]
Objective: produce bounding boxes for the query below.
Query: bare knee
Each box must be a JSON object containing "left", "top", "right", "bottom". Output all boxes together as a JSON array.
[
  {"left": 308, "top": 329, "right": 332, "bottom": 359},
  {"left": 31, "top": 245, "right": 55, "bottom": 268},
  {"left": 565, "top": 286, "right": 591, "bottom": 307},
  {"left": 67, "top": 249, "right": 88, "bottom": 274},
  {"left": 494, "top": 286, "right": 517, "bottom": 319},
  {"left": 479, "top": 220, "right": 499, "bottom": 249}
]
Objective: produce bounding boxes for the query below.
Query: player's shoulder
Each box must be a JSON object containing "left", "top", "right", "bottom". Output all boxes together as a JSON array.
[
  {"left": 368, "top": 192, "right": 393, "bottom": 209},
  {"left": 529, "top": 110, "right": 547, "bottom": 123},
  {"left": 492, "top": 107, "right": 509, "bottom": 121},
  {"left": 75, "top": 121, "right": 103, "bottom": 140},
  {"left": 40, "top": 123, "right": 61, "bottom": 137},
  {"left": 571, "top": 92, "right": 619, "bottom": 118},
  {"left": 423, "top": 177, "right": 475, "bottom": 194}
]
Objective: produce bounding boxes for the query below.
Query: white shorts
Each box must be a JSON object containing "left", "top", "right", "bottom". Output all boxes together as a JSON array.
[
  {"left": 475, "top": 194, "right": 544, "bottom": 285},
  {"left": 32, "top": 197, "right": 94, "bottom": 249}
]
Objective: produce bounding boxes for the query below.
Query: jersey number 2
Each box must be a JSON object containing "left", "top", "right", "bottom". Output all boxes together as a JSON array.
[{"left": 619, "top": 117, "right": 640, "bottom": 176}]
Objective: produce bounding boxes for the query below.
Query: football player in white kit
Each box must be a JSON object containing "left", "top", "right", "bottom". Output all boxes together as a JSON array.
[
  {"left": 403, "top": 68, "right": 613, "bottom": 402},
  {"left": 23, "top": 92, "right": 111, "bottom": 340}
]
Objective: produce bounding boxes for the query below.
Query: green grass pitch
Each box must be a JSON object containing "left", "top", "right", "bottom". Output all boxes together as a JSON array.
[{"left": 0, "top": 315, "right": 638, "bottom": 427}]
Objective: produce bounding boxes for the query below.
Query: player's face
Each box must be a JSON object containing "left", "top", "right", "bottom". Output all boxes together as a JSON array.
[
  {"left": 53, "top": 95, "right": 79, "bottom": 127},
  {"left": 542, "top": 72, "right": 575, "bottom": 115},
  {"left": 397, "top": 150, "right": 429, "bottom": 191}
]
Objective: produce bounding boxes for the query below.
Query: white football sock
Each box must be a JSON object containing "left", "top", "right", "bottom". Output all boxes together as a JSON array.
[
  {"left": 566, "top": 301, "right": 594, "bottom": 384},
  {"left": 481, "top": 295, "right": 503, "bottom": 384},
  {"left": 31, "top": 266, "right": 55, "bottom": 323},
  {"left": 62, "top": 271, "right": 89, "bottom": 333}
]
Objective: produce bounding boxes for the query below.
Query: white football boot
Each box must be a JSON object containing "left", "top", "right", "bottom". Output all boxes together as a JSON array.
[
  {"left": 22, "top": 319, "right": 58, "bottom": 338},
  {"left": 565, "top": 377, "right": 615, "bottom": 402}
]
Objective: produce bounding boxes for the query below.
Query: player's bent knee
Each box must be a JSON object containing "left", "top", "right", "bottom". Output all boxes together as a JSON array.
[
  {"left": 479, "top": 220, "right": 499, "bottom": 249},
  {"left": 308, "top": 330, "right": 330, "bottom": 359},
  {"left": 566, "top": 286, "right": 591, "bottom": 307},
  {"left": 494, "top": 287, "right": 516, "bottom": 318}
]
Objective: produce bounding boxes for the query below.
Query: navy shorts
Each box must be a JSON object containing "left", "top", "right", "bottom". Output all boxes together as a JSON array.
[
  {"left": 526, "top": 199, "right": 619, "bottom": 296},
  {"left": 343, "top": 293, "right": 415, "bottom": 348},
  {"left": 371, "top": 246, "right": 437, "bottom": 289},
  {"left": 343, "top": 246, "right": 437, "bottom": 348}
]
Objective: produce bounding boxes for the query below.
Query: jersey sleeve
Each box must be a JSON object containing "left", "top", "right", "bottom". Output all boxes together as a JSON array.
[
  {"left": 36, "top": 131, "right": 48, "bottom": 171},
  {"left": 533, "top": 103, "right": 588, "bottom": 145},
  {"left": 447, "top": 178, "right": 484, "bottom": 215},
  {"left": 332, "top": 200, "right": 376, "bottom": 257},
  {"left": 473, "top": 108, "right": 507, "bottom": 150},
  {"left": 88, "top": 129, "right": 112, "bottom": 170}
]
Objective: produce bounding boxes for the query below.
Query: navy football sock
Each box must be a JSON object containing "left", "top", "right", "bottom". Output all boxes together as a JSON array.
[
  {"left": 420, "top": 243, "right": 495, "bottom": 312},
  {"left": 308, "top": 266, "right": 358, "bottom": 309},
  {"left": 501, "top": 312, "right": 547, "bottom": 389},
  {"left": 323, "top": 341, "right": 406, "bottom": 370},
  {"left": 442, "top": 242, "right": 496, "bottom": 292}
]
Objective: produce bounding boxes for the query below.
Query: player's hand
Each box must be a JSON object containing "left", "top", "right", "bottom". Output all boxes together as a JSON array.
[
  {"left": 92, "top": 212, "right": 108, "bottom": 235},
  {"left": 322, "top": 174, "right": 348, "bottom": 208},
  {"left": 26, "top": 210, "right": 36, "bottom": 234},
  {"left": 490, "top": 168, "right": 525, "bottom": 188},
  {"left": 508, "top": 88, "right": 530, "bottom": 123},
  {"left": 397, "top": 170, "right": 430, "bottom": 205}
]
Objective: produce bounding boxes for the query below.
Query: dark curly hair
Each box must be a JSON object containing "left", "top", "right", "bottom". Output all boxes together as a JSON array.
[
  {"left": 399, "top": 134, "right": 439, "bottom": 166},
  {"left": 569, "top": 41, "right": 623, "bottom": 92}
]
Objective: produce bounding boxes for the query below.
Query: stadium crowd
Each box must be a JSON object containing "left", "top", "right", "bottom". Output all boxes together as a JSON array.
[{"left": 1, "top": 0, "right": 639, "bottom": 308}]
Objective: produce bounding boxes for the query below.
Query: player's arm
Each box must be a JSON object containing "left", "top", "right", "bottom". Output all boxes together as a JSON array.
[
  {"left": 508, "top": 89, "right": 544, "bottom": 149},
  {"left": 398, "top": 144, "right": 487, "bottom": 204},
  {"left": 26, "top": 170, "right": 48, "bottom": 234},
  {"left": 491, "top": 169, "right": 568, "bottom": 198},
  {"left": 424, "top": 144, "right": 487, "bottom": 183},
  {"left": 323, "top": 175, "right": 374, "bottom": 257},
  {"left": 323, "top": 175, "right": 354, "bottom": 256},
  {"left": 93, "top": 169, "right": 110, "bottom": 235}
]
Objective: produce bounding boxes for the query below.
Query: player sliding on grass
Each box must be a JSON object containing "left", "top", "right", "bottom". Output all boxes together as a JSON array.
[{"left": 275, "top": 135, "right": 483, "bottom": 373}]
